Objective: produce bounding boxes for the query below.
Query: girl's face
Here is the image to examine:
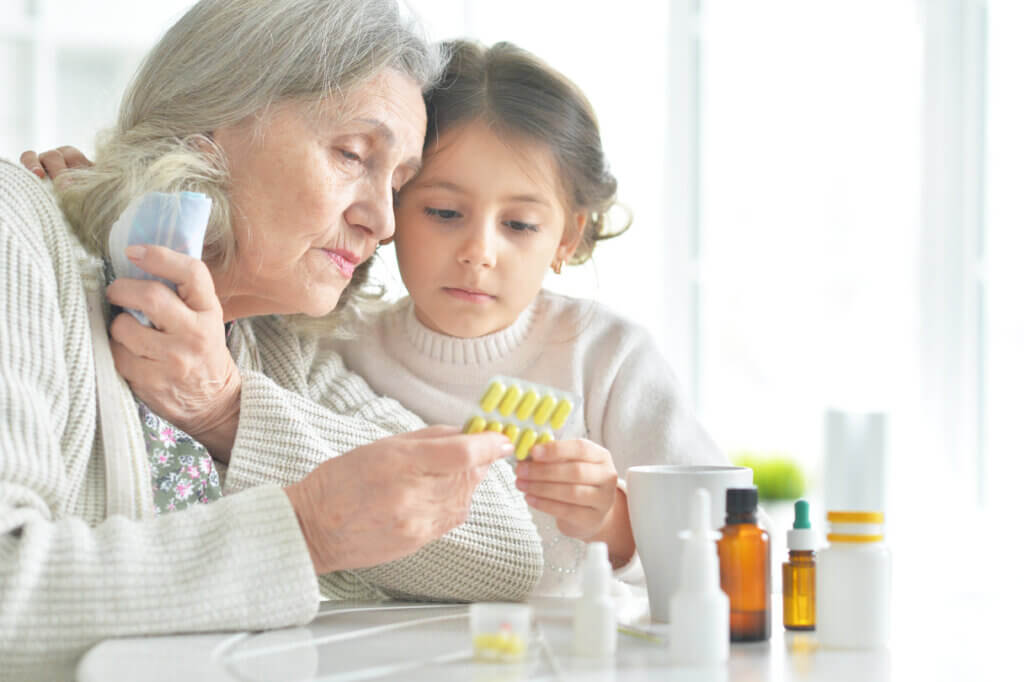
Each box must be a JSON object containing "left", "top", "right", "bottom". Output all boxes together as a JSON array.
[{"left": 394, "top": 120, "right": 584, "bottom": 338}]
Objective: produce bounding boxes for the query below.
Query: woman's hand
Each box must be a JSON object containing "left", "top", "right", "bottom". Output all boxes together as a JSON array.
[
  {"left": 284, "top": 427, "right": 515, "bottom": 573},
  {"left": 514, "top": 439, "right": 635, "bottom": 566},
  {"left": 19, "top": 146, "right": 93, "bottom": 179},
  {"left": 106, "top": 244, "right": 241, "bottom": 459}
]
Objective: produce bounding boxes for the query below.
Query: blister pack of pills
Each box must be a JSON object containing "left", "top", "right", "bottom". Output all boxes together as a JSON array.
[
  {"left": 463, "top": 375, "right": 579, "bottom": 461},
  {"left": 108, "top": 190, "right": 212, "bottom": 327}
]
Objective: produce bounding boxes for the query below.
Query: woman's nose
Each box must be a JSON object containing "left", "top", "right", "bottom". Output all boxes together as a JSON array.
[
  {"left": 344, "top": 173, "right": 395, "bottom": 241},
  {"left": 457, "top": 225, "right": 496, "bottom": 268}
]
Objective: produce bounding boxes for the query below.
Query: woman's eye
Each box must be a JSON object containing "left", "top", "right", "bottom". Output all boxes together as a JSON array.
[
  {"left": 339, "top": 149, "right": 362, "bottom": 163},
  {"left": 505, "top": 220, "right": 539, "bottom": 233},
  {"left": 425, "top": 207, "right": 461, "bottom": 220}
]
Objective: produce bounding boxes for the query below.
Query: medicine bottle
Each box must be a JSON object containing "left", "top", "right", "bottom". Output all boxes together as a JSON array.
[
  {"left": 573, "top": 542, "right": 617, "bottom": 657},
  {"left": 816, "top": 510, "right": 891, "bottom": 648},
  {"left": 782, "top": 499, "right": 816, "bottom": 631},
  {"left": 717, "top": 487, "right": 770, "bottom": 642}
]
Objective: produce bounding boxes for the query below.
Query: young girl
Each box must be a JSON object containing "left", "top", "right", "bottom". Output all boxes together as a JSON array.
[
  {"left": 336, "top": 40, "right": 726, "bottom": 596},
  {"left": 21, "top": 40, "right": 727, "bottom": 597}
]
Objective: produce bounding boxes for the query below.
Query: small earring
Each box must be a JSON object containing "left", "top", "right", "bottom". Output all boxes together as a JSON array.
[{"left": 552, "top": 259, "right": 564, "bottom": 275}]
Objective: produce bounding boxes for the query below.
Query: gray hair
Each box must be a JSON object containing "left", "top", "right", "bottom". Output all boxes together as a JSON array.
[{"left": 58, "top": 0, "right": 444, "bottom": 316}]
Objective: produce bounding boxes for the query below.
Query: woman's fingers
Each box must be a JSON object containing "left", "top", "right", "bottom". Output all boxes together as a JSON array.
[
  {"left": 530, "top": 438, "right": 609, "bottom": 464},
  {"left": 19, "top": 151, "right": 45, "bottom": 178},
  {"left": 106, "top": 277, "right": 199, "bottom": 335},
  {"left": 515, "top": 460, "right": 610, "bottom": 486},
  {"left": 120, "top": 245, "right": 220, "bottom": 314},
  {"left": 412, "top": 432, "right": 514, "bottom": 474}
]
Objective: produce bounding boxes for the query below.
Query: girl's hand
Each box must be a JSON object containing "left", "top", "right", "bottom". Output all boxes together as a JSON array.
[
  {"left": 19, "top": 145, "right": 93, "bottom": 179},
  {"left": 106, "top": 244, "right": 241, "bottom": 460},
  {"left": 515, "top": 438, "right": 635, "bottom": 565}
]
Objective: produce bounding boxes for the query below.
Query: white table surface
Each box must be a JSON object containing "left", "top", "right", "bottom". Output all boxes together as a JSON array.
[{"left": 76, "top": 574, "right": 1012, "bottom": 682}]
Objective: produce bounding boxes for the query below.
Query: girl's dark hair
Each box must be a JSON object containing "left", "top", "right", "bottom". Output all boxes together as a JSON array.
[{"left": 424, "top": 40, "right": 630, "bottom": 264}]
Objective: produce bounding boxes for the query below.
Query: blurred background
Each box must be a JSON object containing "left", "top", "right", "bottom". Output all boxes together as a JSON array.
[{"left": 2, "top": 0, "right": 1021, "bottom": 543}]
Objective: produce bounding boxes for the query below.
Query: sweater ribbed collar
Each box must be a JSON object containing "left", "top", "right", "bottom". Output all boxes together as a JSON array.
[{"left": 400, "top": 297, "right": 539, "bottom": 367}]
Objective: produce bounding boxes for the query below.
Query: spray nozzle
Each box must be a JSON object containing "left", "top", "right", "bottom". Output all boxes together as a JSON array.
[
  {"left": 677, "top": 488, "right": 721, "bottom": 544},
  {"left": 580, "top": 541, "right": 611, "bottom": 597}
]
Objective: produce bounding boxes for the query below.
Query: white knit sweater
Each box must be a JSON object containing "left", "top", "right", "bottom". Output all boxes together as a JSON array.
[
  {"left": 0, "top": 159, "right": 543, "bottom": 681},
  {"left": 334, "top": 292, "right": 726, "bottom": 596}
]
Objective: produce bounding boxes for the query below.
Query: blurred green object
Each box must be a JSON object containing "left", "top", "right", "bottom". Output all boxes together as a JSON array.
[{"left": 730, "top": 452, "right": 806, "bottom": 500}]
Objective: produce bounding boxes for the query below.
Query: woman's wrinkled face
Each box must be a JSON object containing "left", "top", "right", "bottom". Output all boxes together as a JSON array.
[
  {"left": 394, "top": 120, "right": 584, "bottom": 338},
  {"left": 211, "top": 69, "right": 427, "bottom": 320}
]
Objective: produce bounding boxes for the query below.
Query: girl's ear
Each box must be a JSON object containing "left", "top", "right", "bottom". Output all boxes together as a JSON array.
[{"left": 554, "top": 211, "right": 587, "bottom": 264}]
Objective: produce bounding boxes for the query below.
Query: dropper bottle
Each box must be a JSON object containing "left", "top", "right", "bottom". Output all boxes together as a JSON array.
[
  {"left": 573, "top": 542, "right": 617, "bottom": 657},
  {"left": 783, "top": 499, "right": 816, "bottom": 630},
  {"left": 670, "top": 488, "right": 729, "bottom": 665}
]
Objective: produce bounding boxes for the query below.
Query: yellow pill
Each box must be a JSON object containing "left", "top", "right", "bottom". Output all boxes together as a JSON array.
[
  {"left": 485, "top": 420, "right": 503, "bottom": 432},
  {"left": 532, "top": 394, "right": 557, "bottom": 425},
  {"left": 497, "top": 385, "right": 522, "bottom": 416},
  {"left": 536, "top": 430, "right": 554, "bottom": 445},
  {"left": 515, "top": 428, "right": 538, "bottom": 461},
  {"left": 464, "top": 416, "right": 486, "bottom": 434},
  {"left": 479, "top": 380, "right": 506, "bottom": 413},
  {"left": 503, "top": 423, "right": 520, "bottom": 442},
  {"left": 514, "top": 389, "right": 539, "bottom": 420},
  {"left": 549, "top": 398, "right": 573, "bottom": 429}
]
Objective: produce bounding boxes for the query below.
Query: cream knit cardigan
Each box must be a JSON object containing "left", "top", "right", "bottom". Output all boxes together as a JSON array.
[{"left": 0, "top": 160, "right": 543, "bottom": 681}]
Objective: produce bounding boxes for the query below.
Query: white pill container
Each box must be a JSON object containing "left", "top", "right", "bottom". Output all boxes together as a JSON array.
[{"left": 815, "top": 510, "right": 891, "bottom": 649}]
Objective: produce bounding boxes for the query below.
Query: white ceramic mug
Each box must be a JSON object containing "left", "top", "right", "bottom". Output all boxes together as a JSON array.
[{"left": 626, "top": 465, "right": 753, "bottom": 622}]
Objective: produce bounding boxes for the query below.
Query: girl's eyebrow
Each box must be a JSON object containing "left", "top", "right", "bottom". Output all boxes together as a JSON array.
[{"left": 415, "top": 179, "right": 551, "bottom": 207}]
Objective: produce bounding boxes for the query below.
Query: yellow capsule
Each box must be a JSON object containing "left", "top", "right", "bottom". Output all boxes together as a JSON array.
[
  {"left": 514, "top": 389, "right": 540, "bottom": 420},
  {"left": 485, "top": 420, "right": 503, "bottom": 432},
  {"left": 515, "top": 428, "right": 538, "bottom": 461},
  {"left": 464, "top": 416, "right": 486, "bottom": 434},
  {"left": 532, "top": 394, "right": 557, "bottom": 425},
  {"left": 549, "top": 398, "right": 573, "bottom": 429},
  {"left": 503, "top": 423, "right": 520, "bottom": 442},
  {"left": 536, "top": 430, "right": 554, "bottom": 445},
  {"left": 479, "top": 380, "right": 506, "bottom": 413},
  {"left": 497, "top": 385, "right": 522, "bottom": 416}
]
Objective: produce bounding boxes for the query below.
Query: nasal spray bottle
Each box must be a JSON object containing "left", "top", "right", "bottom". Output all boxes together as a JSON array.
[
  {"left": 670, "top": 488, "right": 729, "bottom": 665},
  {"left": 108, "top": 191, "right": 212, "bottom": 326},
  {"left": 573, "top": 542, "right": 617, "bottom": 658}
]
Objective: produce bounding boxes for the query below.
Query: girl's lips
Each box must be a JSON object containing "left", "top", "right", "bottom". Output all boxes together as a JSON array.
[
  {"left": 324, "top": 249, "right": 359, "bottom": 278},
  {"left": 444, "top": 287, "right": 495, "bottom": 304}
]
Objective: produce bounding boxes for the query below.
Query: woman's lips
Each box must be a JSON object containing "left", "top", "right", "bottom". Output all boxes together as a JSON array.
[
  {"left": 443, "top": 287, "right": 495, "bottom": 304},
  {"left": 324, "top": 249, "right": 360, "bottom": 278}
]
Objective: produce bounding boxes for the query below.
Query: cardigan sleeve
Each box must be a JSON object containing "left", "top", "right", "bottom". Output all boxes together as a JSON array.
[
  {"left": 222, "top": 309, "right": 544, "bottom": 602},
  {"left": 0, "top": 161, "right": 320, "bottom": 681}
]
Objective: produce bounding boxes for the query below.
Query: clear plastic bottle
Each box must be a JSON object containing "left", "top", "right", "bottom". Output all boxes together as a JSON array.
[
  {"left": 717, "top": 487, "right": 771, "bottom": 642},
  {"left": 782, "top": 499, "right": 816, "bottom": 631},
  {"left": 816, "top": 510, "right": 891, "bottom": 648}
]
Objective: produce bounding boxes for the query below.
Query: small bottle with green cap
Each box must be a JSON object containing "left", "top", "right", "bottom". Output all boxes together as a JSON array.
[{"left": 783, "top": 499, "right": 816, "bottom": 630}]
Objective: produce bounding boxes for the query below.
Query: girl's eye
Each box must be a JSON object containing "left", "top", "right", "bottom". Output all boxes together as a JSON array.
[
  {"left": 425, "top": 207, "right": 461, "bottom": 220},
  {"left": 505, "top": 220, "right": 539, "bottom": 233}
]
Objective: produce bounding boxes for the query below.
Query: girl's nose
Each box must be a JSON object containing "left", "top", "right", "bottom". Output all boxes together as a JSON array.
[{"left": 457, "top": 224, "right": 496, "bottom": 268}]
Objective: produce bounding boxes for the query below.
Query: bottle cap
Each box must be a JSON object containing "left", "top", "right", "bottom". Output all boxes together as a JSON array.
[
  {"left": 786, "top": 499, "right": 816, "bottom": 551},
  {"left": 725, "top": 487, "right": 758, "bottom": 519}
]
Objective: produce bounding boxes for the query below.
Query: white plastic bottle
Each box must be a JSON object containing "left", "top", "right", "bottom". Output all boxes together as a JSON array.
[
  {"left": 573, "top": 542, "right": 618, "bottom": 657},
  {"left": 816, "top": 510, "right": 891, "bottom": 648},
  {"left": 670, "top": 488, "right": 730, "bottom": 665}
]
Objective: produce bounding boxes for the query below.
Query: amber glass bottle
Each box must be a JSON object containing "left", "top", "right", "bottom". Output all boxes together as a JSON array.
[
  {"left": 782, "top": 499, "right": 816, "bottom": 630},
  {"left": 717, "top": 487, "right": 771, "bottom": 642}
]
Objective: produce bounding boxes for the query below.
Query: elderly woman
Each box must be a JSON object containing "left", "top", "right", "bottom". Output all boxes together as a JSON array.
[{"left": 0, "top": 1, "right": 544, "bottom": 679}]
